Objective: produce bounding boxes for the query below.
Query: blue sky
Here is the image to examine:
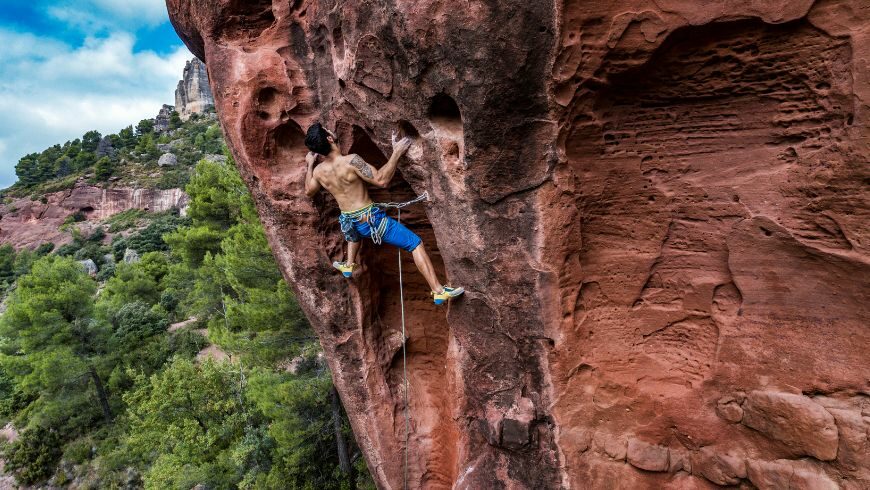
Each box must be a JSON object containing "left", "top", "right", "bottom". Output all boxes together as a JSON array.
[{"left": 0, "top": 0, "right": 195, "bottom": 188}]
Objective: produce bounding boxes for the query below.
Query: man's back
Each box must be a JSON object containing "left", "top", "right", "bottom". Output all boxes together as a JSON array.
[{"left": 313, "top": 154, "right": 372, "bottom": 212}]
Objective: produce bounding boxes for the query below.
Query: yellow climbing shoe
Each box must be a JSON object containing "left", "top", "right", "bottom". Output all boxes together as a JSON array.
[
  {"left": 332, "top": 261, "right": 357, "bottom": 278},
  {"left": 433, "top": 286, "right": 464, "bottom": 305}
]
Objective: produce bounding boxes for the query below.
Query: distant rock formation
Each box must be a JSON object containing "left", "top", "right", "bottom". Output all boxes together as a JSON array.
[
  {"left": 175, "top": 58, "right": 214, "bottom": 121},
  {"left": 95, "top": 136, "right": 115, "bottom": 158},
  {"left": 154, "top": 104, "right": 174, "bottom": 133},
  {"left": 0, "top": 181, "right": 189, "bottom": 250}
]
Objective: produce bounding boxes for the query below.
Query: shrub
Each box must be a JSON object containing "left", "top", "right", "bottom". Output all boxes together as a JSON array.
[
  {"left": 35, "top": 243, "right": 55, "bottom": 256},
  {"left": 4, "top": 426, "right": 63, "bottom": 485}
]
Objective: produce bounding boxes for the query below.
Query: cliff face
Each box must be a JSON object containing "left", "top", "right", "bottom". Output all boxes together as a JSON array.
[
  {"left": 0, "top": 183, "right": 188, "bottom": 249},
  {"left": 175, "top": 58, "right": 215, "bottom": 121},
  {"left": 165, "top": 1, "right": 869, "bottom": 488}
]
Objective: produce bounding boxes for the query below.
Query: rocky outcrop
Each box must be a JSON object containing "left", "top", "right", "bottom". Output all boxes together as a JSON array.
[
  {"left": 742, "top": 391, "right": 839, "bottom": 461},
  {"left": 0, "top": 182, "right": 188, "bottom": 249},
  {"left": 158, "top": 153, "right": 178, "bottom": 166},
  {"left": 175, "top": 58, "right": 214, "bottom": 121},
  {"left": 154, "top": 104, "right": 174, "bottom": 133},
  {"left": 166, "top": 0, "right": 869, "bottom": 488},
  {"left": 95, "top": 135, "right": 115, "bottom": 158}
]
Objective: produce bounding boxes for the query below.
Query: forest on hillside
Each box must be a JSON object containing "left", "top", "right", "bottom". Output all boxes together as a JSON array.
[{"left": 0, "top": 115, "right": 372, "bottom": 489}]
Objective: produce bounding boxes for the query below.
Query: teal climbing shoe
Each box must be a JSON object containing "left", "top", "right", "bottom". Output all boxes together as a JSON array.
[
  {"left": 432, "top": 286, "right": 464, "bottom": 305},
  {"left": 332, "top": 261, "right": 357, "bottom": 278}
]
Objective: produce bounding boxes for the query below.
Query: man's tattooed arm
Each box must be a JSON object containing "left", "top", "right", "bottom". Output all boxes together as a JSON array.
[{"left": 350, "top": 154, "right": 375, "bottom": 179}]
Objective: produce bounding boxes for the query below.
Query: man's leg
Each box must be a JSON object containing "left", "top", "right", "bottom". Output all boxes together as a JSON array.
[
  {"left": 347, "top": 240, "right": 361, "bottom": 265},
  {"left": 411, "top": 244, "right": 443, "bottom": 293},
  {"left": 381, "top": 214, "right": 463, "bottom": 300}
]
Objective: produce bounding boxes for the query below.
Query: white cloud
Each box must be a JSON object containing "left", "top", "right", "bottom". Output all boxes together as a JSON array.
[
  {"left": 93, "top": 0, "right": 168, "bottom": 23},
  {"left": 0, "top": 28, "right": 193, "bottom": 188},
  {"left": 48, "top": 0, "right": 168, "bottom": 32}
]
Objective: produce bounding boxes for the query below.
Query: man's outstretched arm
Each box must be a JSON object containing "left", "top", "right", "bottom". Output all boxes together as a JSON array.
[
  {"left": 304, "top": 152, "right": 322, "bottom": 197},
  {"left": 350, "top": 132, "right": 412, "bottom": 187}
]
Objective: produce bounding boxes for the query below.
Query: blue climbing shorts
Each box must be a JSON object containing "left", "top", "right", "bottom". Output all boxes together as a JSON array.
[{"left": 340, "top": 206, "right": 422, "bottom": 252}]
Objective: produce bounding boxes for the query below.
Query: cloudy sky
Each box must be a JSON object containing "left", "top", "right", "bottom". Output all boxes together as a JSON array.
[{"left": 0, "top": 0, "right": 194, "bottom": 188}]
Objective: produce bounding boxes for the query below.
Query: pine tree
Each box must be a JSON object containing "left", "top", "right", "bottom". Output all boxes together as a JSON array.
[
  {"left": 118, "top": 125, "right": 137, "bottom": 149},
  {"left": 136, "top": 118, "right": 155, "bottom": 136},
  {"left": 0, "top": 256, "right": 112, "bottom": 427},
  {"left": 94, "top": 156, "right": 114, "bottom": 181},
  {"left": 81, "top": 130, "right": 102, "bottom": 153}
]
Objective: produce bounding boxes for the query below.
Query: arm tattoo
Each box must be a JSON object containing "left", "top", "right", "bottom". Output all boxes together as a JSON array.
[{"left": 350, "top": 155, "right": 374, "bottom": 179}]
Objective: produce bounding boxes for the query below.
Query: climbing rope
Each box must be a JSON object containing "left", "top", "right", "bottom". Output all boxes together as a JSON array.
[
  {"left": 397, "top": 206, "right": 410, "bottom": 490},
  {"left": 391, "top": 191, "right": 427, "bottom": 490}
]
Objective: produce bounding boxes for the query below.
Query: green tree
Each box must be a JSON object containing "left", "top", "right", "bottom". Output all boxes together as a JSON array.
[
  {"left": 94, "top": 156, "right": 115, "bottom": 181},
  {"left": 81, "top": 130, "right": 102, "bottom": 153},
  {"left": 124, "top": 359, "right": 247, "bottom": 489},
  {"left": 98, "top": 252, "right": 167, "bottom": 308},
  {"left": 246, "top": 366, "right": 363, "bottom": 489},
  {"left": 15, "top": 153, "right": 49, "bottom": 187},
  {"left": 0, "top": 256, "right": 112, "bottom": 429},
  {"left": 136, "top": 118, "right": 155, "bottom": 136},
  {"left": 73, "top": 150, "right": 97, "bottom": 170},
  {"left": 135, "top": 132, "right": 159, "bottom": 160},
  {"left": 0, "top": 244, "right": 16, "bottom": 286},
  {"left": 54, "top": 155, "right": 73, "bottom": 177},
  {"left": 205, "top": 223, "right": 309, "bottom": 366},
  {"left": 118, "top": 125, "right": 137, "bottom": 149}
]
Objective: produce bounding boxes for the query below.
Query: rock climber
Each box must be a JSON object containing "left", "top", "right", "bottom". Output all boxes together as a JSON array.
[{"left": 303, "top": 122, "right": 464, "bottom": 305}]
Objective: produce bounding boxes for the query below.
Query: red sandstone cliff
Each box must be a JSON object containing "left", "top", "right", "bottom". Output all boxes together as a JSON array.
[
  {"left": 0, "top": 182, "right": 188, "bottom": 249},
  {"left": 165, "top": 1, "right": 868, "bottom": 488}
]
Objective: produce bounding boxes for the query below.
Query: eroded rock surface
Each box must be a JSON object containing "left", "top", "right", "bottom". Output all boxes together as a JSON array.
[{"left": 166, "top": 0, "right": 869, "bottom": 488}]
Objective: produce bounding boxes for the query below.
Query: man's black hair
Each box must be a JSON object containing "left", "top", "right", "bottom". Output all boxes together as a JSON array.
[{"left": 305, "top": 123, "right": 332, "bottom": 156}]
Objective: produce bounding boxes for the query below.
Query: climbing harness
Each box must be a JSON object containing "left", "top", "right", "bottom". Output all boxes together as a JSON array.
[{"left": 338, "top": 192, "right": 429, "bottom": 246}]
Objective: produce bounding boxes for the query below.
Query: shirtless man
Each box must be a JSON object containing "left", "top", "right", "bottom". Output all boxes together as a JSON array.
[{"left": 303, "top": 122, "right": 464, "bottom": 305}]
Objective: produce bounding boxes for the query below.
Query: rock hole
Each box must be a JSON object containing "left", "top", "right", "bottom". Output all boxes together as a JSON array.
[
  {"left": 256, "top": 87, "right": 281, "bottom": 120},
  {"left": 815, "top": 81, "right": 830, "bottom": 90},
  {"left": 846, "top": 113, "right": 853, "bottom": 125},
  {"left": 428, "top": 94, "right": 465, "bottom": 168},
  {"left": 338, "top": 79, "right": 346, "bottom": 89},
  {"left": 428, "top": 93, "right": 463, "bottom": 138},
  {"left": 332, "top": 26, "right": 345, "bottom": 60},
  {"left": 257, "top": 87, "right": 278, "bottom": 105},
  {"left": 761, "top": 227, "right": 772, "bottom": 237},
  {"left": 397, "top": 120, "right": 420, "bottom": 139}
]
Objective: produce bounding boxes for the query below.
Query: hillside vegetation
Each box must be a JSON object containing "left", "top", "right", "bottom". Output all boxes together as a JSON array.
[
  {"left": 5, "top": 109, "right": 222, "bottom": 201},
  {"left": 0, "top": 115, "right": 372, "bottom": 488}
]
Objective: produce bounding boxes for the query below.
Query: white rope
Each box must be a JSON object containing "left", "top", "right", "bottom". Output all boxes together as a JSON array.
[
  {"left": 378, "top": 191, "right": 429, "bottom": 210},
  {"left": 397, "top": 206, "right": 410, "bottom": 490}
]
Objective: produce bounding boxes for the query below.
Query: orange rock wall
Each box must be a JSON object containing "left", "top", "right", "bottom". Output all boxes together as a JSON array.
[{"left": 166, "top": 0, "right": 868, "bottom": 488}]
